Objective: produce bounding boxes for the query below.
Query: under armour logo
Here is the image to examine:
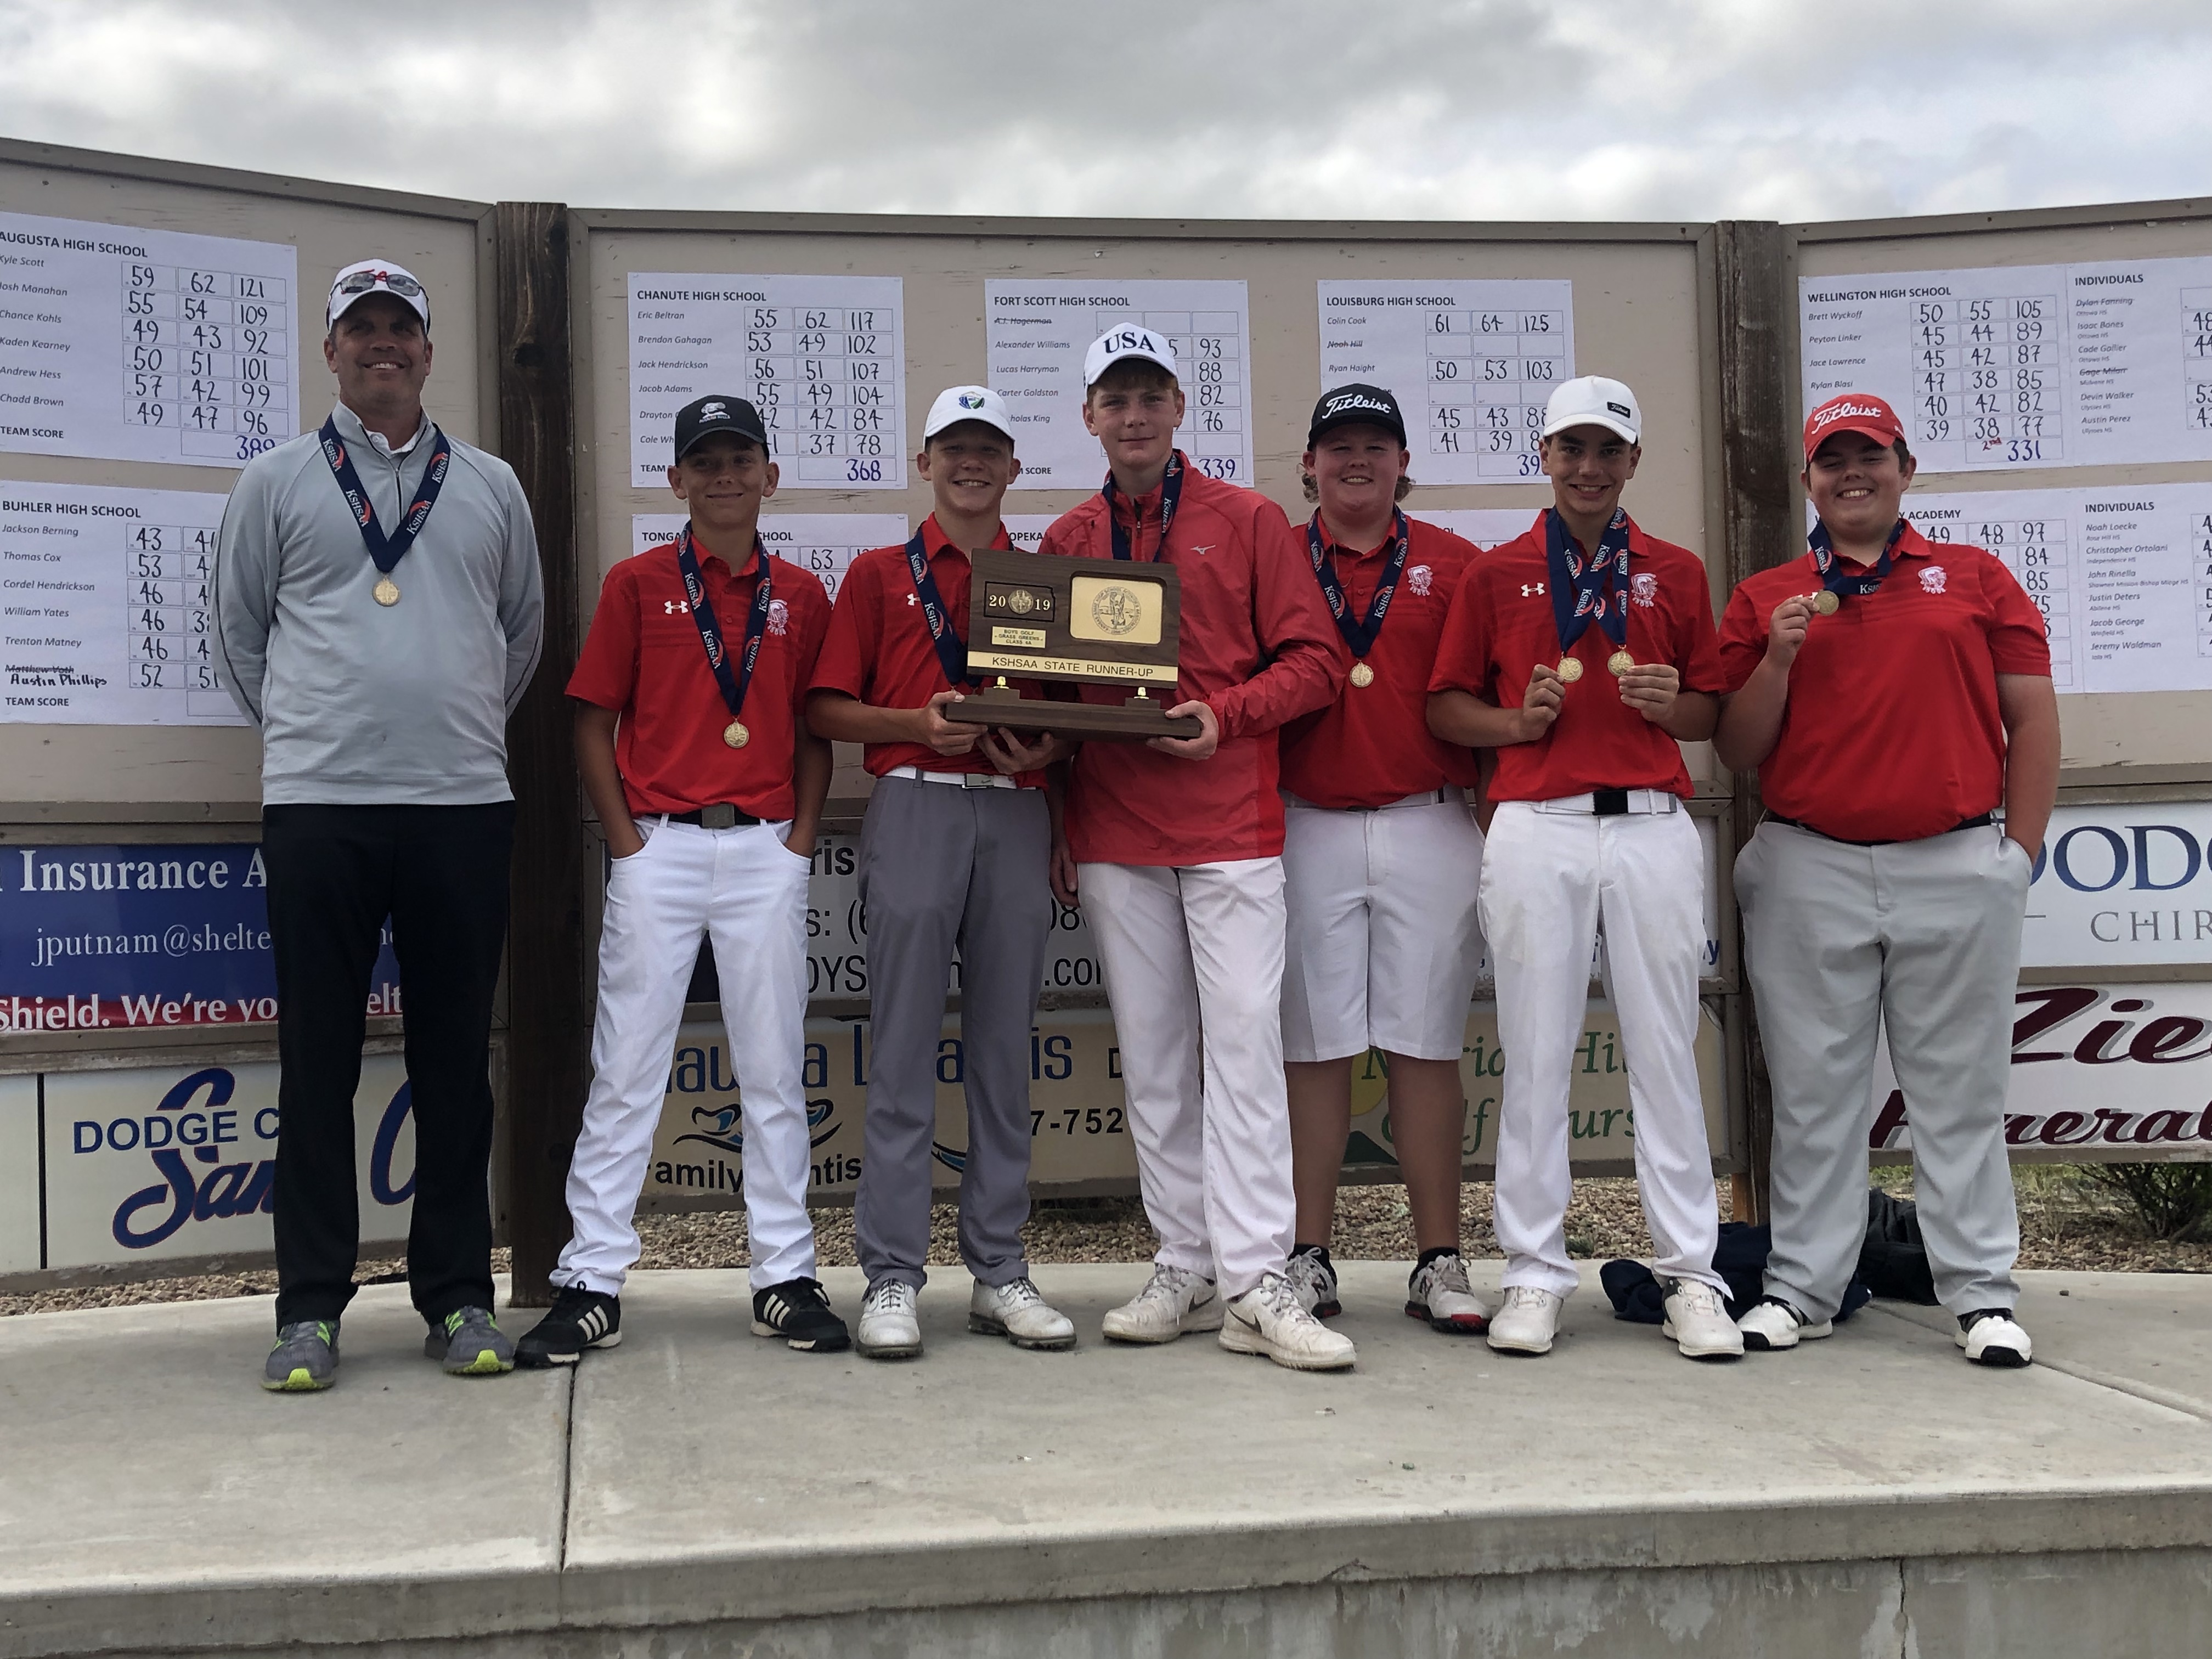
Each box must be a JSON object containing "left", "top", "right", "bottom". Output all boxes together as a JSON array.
[
  {"left": 906, "top": 593, "right": 919, "bottom": 606},
  {"left": 663, "top": 599, "right": 692, "bottom": 614},
  {"left": 1521, "top": 582, "right": 1547, "bottom": 597}
]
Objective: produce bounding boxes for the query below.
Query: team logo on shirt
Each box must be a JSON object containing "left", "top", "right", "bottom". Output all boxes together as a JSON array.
[
  {"left": 1630, "top": 572, "right": 1658, "bottom": 607},
  {"left": 663, "top": 597, "right": 693, "bottom": 614},
  {"left": 767, "top": 598, "right": 790, "bottom": 636},
  {"left": 1407, "top": 564, "right": 1433, "bottom": 596},
  {"left": 1920, "top": 565, "right": 1948, "bottom": 594},
  {"left": 1521, "top": 582, "right": 1546, "bottom": 597}
]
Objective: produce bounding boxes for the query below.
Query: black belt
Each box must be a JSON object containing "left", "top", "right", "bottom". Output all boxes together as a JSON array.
[
  {"left": 664, "top": 805, "right": 762, "bottom": 829},
  {"left": 1767, "top": 811, "right": 1992, "bottom": 848},
  {"left": 1593, "top": 788, "right": 1631, "bottom": 816}
]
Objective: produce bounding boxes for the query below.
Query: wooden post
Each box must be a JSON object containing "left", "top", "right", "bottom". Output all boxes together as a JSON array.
[
  {"left": 1714, "top": 220, "right": 1793, "bottom": 1226},
  {"left": 494, "top": 202, "right": 589, "bottom": 1306}
]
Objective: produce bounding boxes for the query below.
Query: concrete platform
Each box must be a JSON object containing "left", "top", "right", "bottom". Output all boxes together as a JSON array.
[{"left": 3, "top": 1263, "right": 2210, "bottom": 1657}]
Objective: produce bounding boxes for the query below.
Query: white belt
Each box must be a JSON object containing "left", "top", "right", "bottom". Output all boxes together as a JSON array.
[
  {"left": 1531, "top": 789, "right": 1679, "bottom": 816},
  {"left": 885, "top": 764, "right": 1016, "bottom": 791},
  {"left": 1283, "top": 786, "right": 1465, "bottom": 812}
]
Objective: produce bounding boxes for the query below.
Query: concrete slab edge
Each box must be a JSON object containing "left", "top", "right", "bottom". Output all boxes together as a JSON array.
[{"left": 10, "top": 1485, "right": 2211, "bottom": 1657}]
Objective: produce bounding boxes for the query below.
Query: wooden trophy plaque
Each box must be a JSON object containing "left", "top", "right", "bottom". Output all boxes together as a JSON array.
[{"left": 957, "top": 548, "right": 1202, "bottom": 740}]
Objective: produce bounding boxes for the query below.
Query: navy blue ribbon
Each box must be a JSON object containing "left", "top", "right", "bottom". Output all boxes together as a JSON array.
[
  {"left": 1810, "top": 517, "right": 1908, "bottom": 600},
  {"left": 674, "top": 522, "right": 772, "bottom": 725},
  {"left": 904, "top": 527, "right": 978, "bottom": 691},
  {"left": 1103, "top": 450, "right": 1184, "bottom": 561},
  {"left": 1306, "top": 509, "right": 1412, "bottom": 659},
  {"left": 1546, "top": 506, "right": 1633, "bottom": 654},
  {"left": 318, "top": 415, "right": 452, "bottom": 574}
]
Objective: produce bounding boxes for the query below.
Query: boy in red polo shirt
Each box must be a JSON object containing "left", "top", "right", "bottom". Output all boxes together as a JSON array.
[
  {"left": 806, "top": 385, "right": 1074, "bottom": 1362},
  {"left": 516, "top": 395, "right": 848, "bottom": 1365},
  {"left": 1042, "top": 326, "right": 1352, "bottom": 1372},
  {"left": 1427, "top": 375, "right": 1740, "bottom": 1362},
  {"left": 1716, "top": 393, "right": 2056, "bottom": 1369},
  {"left": 1276, "top": 384, "right": 1492, "bottom": 1336}
]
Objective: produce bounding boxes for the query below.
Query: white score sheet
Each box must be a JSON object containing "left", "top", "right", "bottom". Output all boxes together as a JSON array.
[
  {"left": 632, "top": 514, "right": 908, "bottom": 606},
  {"left": 0, "top": 211, "right": 298, "bottom": 470},
  {"left": 1800, "top": 257, "right": 2212, "bottom": 473},
  {"left": 1, "top": 480, "right": 247, "bottom": 725},
  {"left": 1893, "top": 485, "right": 2212, "bottom": 695},
  {"left": 1316, "top": 281, "right": 1575, "bottom": 485},
  {"left": 1418, "top": 507, "right": 1547, "bottom": 550},
  {"left": 986, "top": 280, "right": 1252, "bottom": 490},
  {"left": 628, "top": 274, "right": 906, "bottom": 491}
]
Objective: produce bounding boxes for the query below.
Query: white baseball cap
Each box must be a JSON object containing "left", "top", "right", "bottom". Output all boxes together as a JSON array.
[
  {"left": 1542, "top": 375, "right": 1641, "bottom": 444},
  {"left": 922, "top": 384, "right": 1016, "bottom": 443},
  {"left": 327, "top": 259, "right": 430, "bottom": 331},
  {"left": 1083, "top": 324, "right": 1177, "bottom": 387}
]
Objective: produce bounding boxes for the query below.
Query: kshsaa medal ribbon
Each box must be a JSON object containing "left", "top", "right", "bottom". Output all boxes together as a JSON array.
[
  {"left": 1547, "top": 506, "right": 1634, "bottom": 680},
  {"left": 675, "top": 522, "right": 773, "bottom": 749},
  {"left": 1807, "top": 517, "right": 1907, "bottom": 613},
  {"left": 1103, "top": 450, "right": 1185, "bottom": 562},
  {"left": 1306, "top": 509, "right": 1412, "bottom": 689},
  {"left": 902, "top": 528, "right": 979, "bottom": 690},
  {"left": 318, "top": 415, "right": 453, "bottom": 606}
]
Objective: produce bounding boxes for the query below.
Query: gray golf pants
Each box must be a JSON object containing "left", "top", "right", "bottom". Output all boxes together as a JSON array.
[
  {"left": 853, "top": 775, "right": 1052, "bottom": 1291},
  {"left": 1736, "top": 819, "right": 2031, "bottom": 1322}
]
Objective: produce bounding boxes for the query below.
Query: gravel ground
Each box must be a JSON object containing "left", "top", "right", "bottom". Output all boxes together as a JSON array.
[{"left": 6, "top": 1166, "right": 2202, "bottom": 1318}]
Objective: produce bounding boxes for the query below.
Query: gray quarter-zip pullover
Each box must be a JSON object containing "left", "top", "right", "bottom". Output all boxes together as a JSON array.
[{"left": 215, "top": 402, "right": 545, "bottom": 805}]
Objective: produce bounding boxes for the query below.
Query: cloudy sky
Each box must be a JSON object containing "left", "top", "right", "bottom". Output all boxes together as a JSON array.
[{"left": 1, "top": 0, "right": 2204, "bottom": 223}]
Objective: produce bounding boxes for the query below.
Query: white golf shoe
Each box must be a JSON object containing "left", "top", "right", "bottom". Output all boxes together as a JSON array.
[
  {"left": 1957, "top": 1308, "right": 2033, "bottom": 1368},
  {"left": 1662, "top": 1278, "right": 1745, "bottom": 1361},
  {"left": 855, "top": 1279, "right": 923, "bottom": 1361},
  {"left": 1485, "top": 1285, "right": 1563, "bottom": 1355},
  {"left": 968, "top": 1277, "right": 1076, "bottom": 1351},
  {"left": 1736, "top": 1296, "right": 1833, "bottom": 1352},
  {"left": 1101, "top": 1263, "right": 1223, "bottom": 1344},
  {"left": 1219, "top": 1271, "right": 1357, "bottom": 1372}
]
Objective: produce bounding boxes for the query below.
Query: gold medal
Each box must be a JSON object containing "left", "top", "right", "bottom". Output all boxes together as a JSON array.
[
  {"left": 373, "top": 576, "right": 400, "bottom": 607},
  {"left": 1555, "top": 656, "right": 1584, "bottom": 684},
  {"left": 1812, "top": 590, "right": 1840, "bottom": 616},
  {"left": 724, "top": 720, "right": 749, "bottom": 749},
  {"left": 1348, "top": 662, "right": 1375, "bottom": 689},
  {"left": 1608, "top": 650, "right": 1637, "bottom": 678}
]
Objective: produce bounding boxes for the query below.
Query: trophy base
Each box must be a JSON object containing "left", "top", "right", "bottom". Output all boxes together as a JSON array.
[{"left": 959, "top": 686, "right": 1201, "bottom": 742}]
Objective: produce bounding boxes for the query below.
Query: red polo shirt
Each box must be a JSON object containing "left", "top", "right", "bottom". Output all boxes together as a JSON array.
[
  {"left": 807, "top": 514, "right": 1043, "bottom": 785},
  {"left": 1040, "top": 455, "right": 1341, "bottom": 865},
  {"left": 1279, "top": 514, "right": 1485, "bottom": 809},
  {"left": 1719, "top": 521, "right": 2051, "bottom": 842},
  {"left": 1429, "top": 511, "right": 1723, "bottom": 803},
  {"left": 569, "top": 537, "right": 831, "bottom": 820}
]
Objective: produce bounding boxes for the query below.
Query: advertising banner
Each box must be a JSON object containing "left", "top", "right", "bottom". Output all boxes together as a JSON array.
[
  {"left": 2022, "top": 802, "right": 2212, "bottom": 967},
  {"left": 1873, "top": 981, "right": 2212, "bottom": 1155},
  {"left": 0, "top": 1075, "right": 37, "bottom": 1272},
  {"left": 0, "top": 843, "right": 400, "bottom": 1031},
  {"left": 636, "top": 1000, "right": 1727, "bottom": 1211},
  {"left": 29, "top": 1055, "right": 413, "bottom": 1272}
]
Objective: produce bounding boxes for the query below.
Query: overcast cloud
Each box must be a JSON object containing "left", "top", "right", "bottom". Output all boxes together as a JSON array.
[{"left": 0, "top": 0, "right": 2204, "bottom": 223}]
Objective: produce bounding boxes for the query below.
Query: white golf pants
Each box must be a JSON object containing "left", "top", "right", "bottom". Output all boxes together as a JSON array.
[
  {"left": 1480, "top": 800, "right": 1723, "bottom": 1299},
  {"left": 1079, "top": 857, "right": 1294, "bottom": 1300},
  {"left": 553, "top": 816, "right": 817, "bottom": 1295}
]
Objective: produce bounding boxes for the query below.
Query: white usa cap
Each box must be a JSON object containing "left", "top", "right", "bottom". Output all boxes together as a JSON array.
[
  {"left": 922, "top": 384, "right": 1016, "bottom": 443},
  {"left": 326, "top": 259, "right": 431, "bottom": 331},
  {"left": 1542, "top": 375, "right": 1641, "bottom": 444},
  {"left": 1083, "top": 324, "right": 1176, "bottom": 387}
]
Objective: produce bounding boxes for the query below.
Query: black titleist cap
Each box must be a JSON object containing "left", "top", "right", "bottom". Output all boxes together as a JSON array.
[
  {"left": 673, "top": 395, "right": 770, "bottom": 462},
  {"left": 1307, "top": 383, "right": 1407, "bottom": 448}
]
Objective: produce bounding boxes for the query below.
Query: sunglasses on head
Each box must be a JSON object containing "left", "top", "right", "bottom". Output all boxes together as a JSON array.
[{"left": 332, "top": 269, "right": 425, "bottom": 300}]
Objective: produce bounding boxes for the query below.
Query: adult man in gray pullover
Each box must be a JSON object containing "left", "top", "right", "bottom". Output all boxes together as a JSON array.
[{"left": 216, "top": 260, "right": 544, "bottom": 1390}]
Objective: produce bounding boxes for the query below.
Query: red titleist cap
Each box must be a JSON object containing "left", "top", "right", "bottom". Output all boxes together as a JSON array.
[{"left": 1803, "top": 393, "right": 1905, "bottom": 461}]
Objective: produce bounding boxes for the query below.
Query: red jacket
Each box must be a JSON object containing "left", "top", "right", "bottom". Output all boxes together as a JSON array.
[{"left": 1040, "top": 458, "right": 1342, "bottom": 865}]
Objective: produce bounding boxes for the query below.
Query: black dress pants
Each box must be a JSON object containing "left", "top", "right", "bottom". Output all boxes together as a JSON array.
[{"left": 262, "top": 802, "right": 514, "bottom": 1328}]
